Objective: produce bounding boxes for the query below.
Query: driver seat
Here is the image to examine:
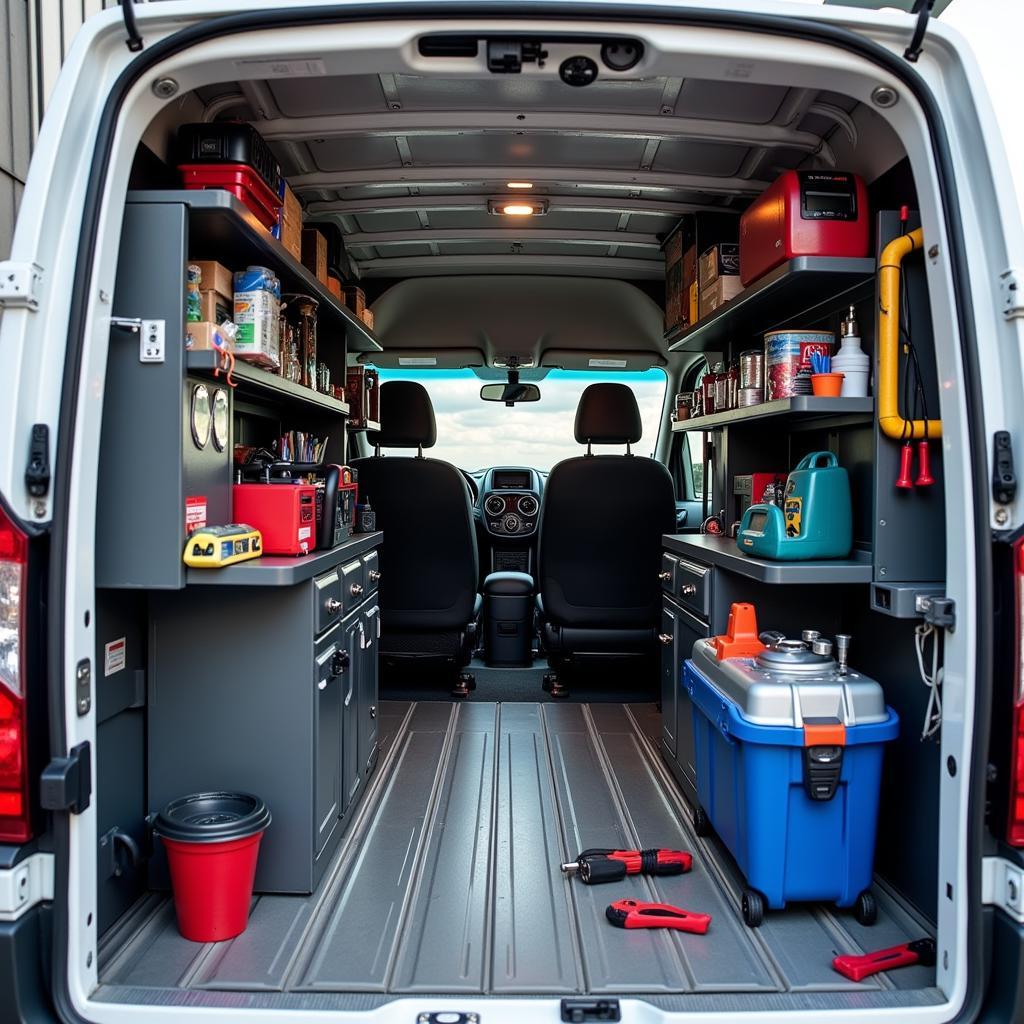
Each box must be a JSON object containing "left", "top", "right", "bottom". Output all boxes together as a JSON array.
[{"left": 351, "top": 381, "right": 480, "bottom": 693}]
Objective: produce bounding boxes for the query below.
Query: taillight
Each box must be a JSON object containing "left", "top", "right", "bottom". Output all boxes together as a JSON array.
[{"left": 0, "top": 506, "right": 31, "bottom": 842}]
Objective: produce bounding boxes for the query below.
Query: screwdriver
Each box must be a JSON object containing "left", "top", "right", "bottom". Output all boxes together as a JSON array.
[{"left": 560, "top": 847, "right": 693, "bottom": 885}]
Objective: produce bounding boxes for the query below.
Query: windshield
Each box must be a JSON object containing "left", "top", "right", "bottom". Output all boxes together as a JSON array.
[{"left": 373, "top": 368, "right": 668, "bottom": 472}]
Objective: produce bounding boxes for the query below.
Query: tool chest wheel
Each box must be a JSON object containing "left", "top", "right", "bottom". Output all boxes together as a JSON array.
[
  {"left": 693, "top": 806, "right": 712, "bottom": 838},
  {"left": 854, "top": 889, "right": 878, "bottom": 926},
  {"left": 741, "top": 889, "right": 765, "bottom": 928}
]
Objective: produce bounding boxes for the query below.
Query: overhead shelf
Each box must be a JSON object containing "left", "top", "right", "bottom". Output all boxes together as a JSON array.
[
  {"left": 665, "top": 256, "right": 877, "bottom": 354},
  {"left": 663, "top": 534, "right": 873, "bottom": 585},
  {"left": 187, "top": 350, "right": 350, "bottom": 417},
  {"left": 127, "top": 189, "right": 382, "bottom": 353},
  {"left": 346, "top": 420, "right": 382, "bottom": 433},
  {"left": 671, "top": 395, "right": 874, "bottom": 432}
]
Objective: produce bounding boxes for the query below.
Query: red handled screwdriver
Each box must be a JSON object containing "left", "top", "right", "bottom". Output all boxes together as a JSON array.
[
  {"left": 832, "top": 938, "right": 936, "bottom": 982},
  {"left": 605, "top": 898, "right": 711, "bottom": 934},
  {"left": 560, "top": 847, "right": 693, "bottom": 885}
]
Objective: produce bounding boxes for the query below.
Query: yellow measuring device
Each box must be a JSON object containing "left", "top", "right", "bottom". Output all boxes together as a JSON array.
[{"left": 184, "top": 525, "right": 263, "bottom": 568}]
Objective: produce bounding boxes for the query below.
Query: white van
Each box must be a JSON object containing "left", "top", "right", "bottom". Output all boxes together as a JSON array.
[{"left": 0, "top": 1, "right": 1022, "bottom": 1022}]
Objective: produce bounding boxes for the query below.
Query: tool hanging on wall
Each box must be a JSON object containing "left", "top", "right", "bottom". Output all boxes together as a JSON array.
[{"left": 878, "top": 208, "right": 942, "bottom": 491}]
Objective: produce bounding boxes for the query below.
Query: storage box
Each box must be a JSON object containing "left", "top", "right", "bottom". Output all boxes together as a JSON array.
[
  {"left": 360, "top": 308, "right": 374, "bottom": 331},
  {"left": 327, "top": 274, "right": 342, "bottom": 300},
  {"left": 698, "top": 243, "right": 741, "bottom": 289},
  {"left": 233, "top": 268, "right": 280, "bottom": 369},
  {"left": 683, "top": 245, "right": 699, "bottom": 325},
  {"left": 280, "top": 185, "right": 303, "bottom": 262},
  {"left": 346, "top": 366, "right": 370, "bottom": 427},
  {"left": 188, "top": 260, "right": 234, "bottom": 299},
  {"left": 184, "top": 321, "right": 233, "bottom": 352},
  {"left": 199, "top": 288, "right": 232, "bottom": 324},
  {"left": 699, "top": 276, "right": 744, "bottom": 319},
  {"left": 663, "top": 226, "right": 686, "bottom": 332},
  {"left": 301, "top": 228, "right": 329, "bottom": 284},
  {"left": 341, "top": 286, "right": 366, "bottom": 317}
]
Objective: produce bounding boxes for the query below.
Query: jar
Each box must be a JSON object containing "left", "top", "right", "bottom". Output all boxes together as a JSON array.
[
  {"left": 675, "top": 391, "right": 693, "bottom": 422},
  {"left": 726, "top": 363, "right": 739, "bottom": 410},
  {"left": 713, "top": 362, "right": 728, "bottom": 413},
  {"left": 701, "top": 368, "right": 717, "bottom": 416},
  {"left": 283, "top": 295, "right": 319, "bottom": 390}
]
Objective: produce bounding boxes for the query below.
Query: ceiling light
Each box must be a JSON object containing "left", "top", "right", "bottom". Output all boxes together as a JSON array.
[
  {"left": 488, "top": 198, "right": 549, "bottom": 217},
  {"left": 506, "top": 181, "right": 534, "bottom": 189},
  {"left": 502, "top": 204, "right": 536, "bottom": 216}
]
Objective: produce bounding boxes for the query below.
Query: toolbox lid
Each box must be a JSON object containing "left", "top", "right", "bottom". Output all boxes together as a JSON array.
[{"left": 152, "top": 792, "right": 271, "bottom": 844}]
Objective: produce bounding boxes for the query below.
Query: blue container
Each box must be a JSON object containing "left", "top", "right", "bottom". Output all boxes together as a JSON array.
[{"left": 683, "top": 659, "right": 898, "bottom": 911}]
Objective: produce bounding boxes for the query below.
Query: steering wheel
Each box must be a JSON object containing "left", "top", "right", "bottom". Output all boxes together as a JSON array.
[{"left": 460, "top": 469, "right": 480, "bottom": 502}]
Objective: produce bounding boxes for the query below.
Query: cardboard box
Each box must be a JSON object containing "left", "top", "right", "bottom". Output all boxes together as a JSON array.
[
  {"left": 699, "top": 276, "right": 744, "bottom": 319},
  {"left": 682, "top": 244, "right": 698, "bottom": 322},
  {"left": 281, "top": 185, "right": 303, "bottom": 262},
  {"left": 188, "top": 260, "right": 233, "bottom": 299},
  {"left": 360, "top": 308, "right": 374, "bottom": 331},
  {"left": 301, "top": 228, "right": 329, "bottom": 284},
  {"left": 199, "top": 288, "right": 232, "bottom": 324},
  {"left": 327, "top": 274, "right": 342, "bottom": 300},
  {"left": 341, "top": 285, "right": 366, "bottom": 317},
  {"left": 663, "top": 225, "right": 686, "bottom": 332},
  {"left": 698, "top": 242, "right": 741, "bottom": 289},
  {"left": 184, "top": 321, "right": 233, "bottom": 352}
]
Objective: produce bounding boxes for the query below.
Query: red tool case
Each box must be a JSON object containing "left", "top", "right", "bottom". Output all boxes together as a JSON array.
[
  {"left": 179, "top": 164, "right": 282, "bottom": 231},
  {"left": 232, "top": 483, "right": 318, "bottom": 556}
]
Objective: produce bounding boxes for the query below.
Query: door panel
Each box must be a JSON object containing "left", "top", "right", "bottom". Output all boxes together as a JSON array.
[{"left": 359, "top": 604, "right": 380, "bottom": 776}]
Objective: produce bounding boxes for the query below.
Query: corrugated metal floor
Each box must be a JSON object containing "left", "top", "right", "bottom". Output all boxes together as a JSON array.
[{"left": 97, "top": 701, "right": 938, "bottom": 1006}]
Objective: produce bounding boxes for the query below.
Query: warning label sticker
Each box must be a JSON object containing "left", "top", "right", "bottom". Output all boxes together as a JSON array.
[
  {"left": 104, "top": 637, "right": 126, "bottom": 677},
  {"left": 185, "top": 496, "right": 207, "bottom": 535}
]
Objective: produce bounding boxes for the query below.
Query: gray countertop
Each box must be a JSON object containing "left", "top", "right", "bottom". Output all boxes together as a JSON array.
[
  {"left": 187, "top": 532, "right": 382, "bottom": 586},
  {"left": 662, "top": 533, "right": 873, "bottom": 584}
]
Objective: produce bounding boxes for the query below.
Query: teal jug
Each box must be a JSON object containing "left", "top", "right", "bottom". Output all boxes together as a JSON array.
[{"left": 736, "top": 451, "right": 852, "bottom": 560}]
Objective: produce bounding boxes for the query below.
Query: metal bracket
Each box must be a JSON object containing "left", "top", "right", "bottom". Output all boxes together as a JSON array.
[
  {"left": 40, "top": 741, "right": 92, "bottom": 815},
  {"left": 120, "top": 0, "right": 144, "bottom": 52},
  {"left": 0, "top": 261, "right": 43, "bottom": 311},
  {"left": 904, "top": 0, "right": 936, "bottom": 63},
  {"left": 99, "top": 827, "right": 142, "bottom": 881},
  {"left": 993, "top": 431, "right": 1017, "bottom": 505},
  {"left": 982, "top": 856, "right": 1024, "bottom": 924},
  {"left": 917, "top": 594, "right": 956, "bottom": 631},
  {"left": 0, "top": 853, "right": 55, "bottom": 922},
  {"left": 75, "top": 659, "right": 91, "bottom": 716},
  {"left": 1000, "top": 268, "right": 1023, "bottom": 321},
  {"left": 109, "top": 316, "right": 142, "bottom": 332}
]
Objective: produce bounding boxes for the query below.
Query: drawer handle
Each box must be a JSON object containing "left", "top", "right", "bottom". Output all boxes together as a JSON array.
[
  {"left": 657, "top": 571, "right": 672, "bottom": 582},
  {"left": 680, "top": 584, "right": 698, "bottom": 597},
  {"left": 326, "top": 597, "right": 342, "bottom": 614},
  {"left": 658, "top": 633, "right": 674, "bottom": 645},
  {"left": 317, "top": 679, "right": 327, "bottom": 691},
  {"left": 370, "top": 705, "right": 377, "bottom": 719},
  {"left": 350, "top": 583, "right": 364, "bottom": 597},
  {"left": 368, "top": 569, "right": 381, "bottom": 583}
]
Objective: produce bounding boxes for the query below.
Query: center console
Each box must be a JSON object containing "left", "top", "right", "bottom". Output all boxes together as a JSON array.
[{"left": 479, "top": 467, "right": 543, "bottom": 574}]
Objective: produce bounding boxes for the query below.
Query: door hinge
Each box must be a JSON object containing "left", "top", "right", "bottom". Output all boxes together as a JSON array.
[
  {"left": 993, "top": 431, "right": 1017, "bottom": 505},
  {"left": 982, "top": 856, "right": 1024, "bottom": 923},
  {"left": 25, "top": 424, "right": 50, "bottom": 499},
  {"left": 40, "top": 741, "right": 92, "bottom": 815},
  {"left": 903, "top": 0, "right": 936, "bottom": 63},
  {"left": 0, "top": 261, "right": 43, "bottom": 311},
  {"left": 1000, "top": 268, "right": 1024, "bottom": 321}
]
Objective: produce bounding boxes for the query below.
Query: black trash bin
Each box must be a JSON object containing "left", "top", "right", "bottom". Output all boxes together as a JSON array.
[{"left": 483, "top": 571, "right": 534, "bottom": 666}]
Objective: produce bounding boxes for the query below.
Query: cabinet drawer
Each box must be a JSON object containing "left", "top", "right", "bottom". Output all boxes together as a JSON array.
[
  {"left": 676, "top": 558, "right": 711, "bottom": 619},
  {"left": 314, "top": 569, "right": 343, "bottom": 635},
  {"left": 659, "top": 552, "right": 678, "bottom": 594},
  {"left": 363, "top": 549, "right": 380, "bottom": 597},
  {"left": 342, "top": 559, "right": 366, "bottom": 614}
]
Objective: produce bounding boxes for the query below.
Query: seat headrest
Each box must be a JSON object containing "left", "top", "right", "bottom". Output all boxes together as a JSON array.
[
  {"left": 574, "top": 382, "right": 642, "bottom": 445},
  {"left": 366, "top": 381, "right": 437, "bottom": 449}
]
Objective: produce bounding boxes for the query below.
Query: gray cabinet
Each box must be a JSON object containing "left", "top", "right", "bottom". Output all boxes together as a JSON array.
[
  {"left": 314, "top": 627, "right": 344, "bottom": 859},
  {"left": 359, "top": 604, "right": 380, "bottom": 776},
  {"left": 341, "top": 614, "right": 363, "bottom": 815},
  {"left": 659, "top": 605, "right": 679, "bottom": 759}
]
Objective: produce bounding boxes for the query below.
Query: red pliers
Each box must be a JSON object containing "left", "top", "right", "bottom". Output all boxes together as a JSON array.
[
  {"left": 606, "top": 899, "right": 711, "bottom": 935},
  {"left": 560, "top": 848, "right": 693, "bottom": 885},
  {"left": 832, "top": 938, "right": 936, "bottom": 982}
]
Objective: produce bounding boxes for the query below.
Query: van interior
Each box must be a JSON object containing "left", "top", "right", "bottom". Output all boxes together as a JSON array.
[{"left": 83, "top": 17, "right": 961, "bottom": 1019}]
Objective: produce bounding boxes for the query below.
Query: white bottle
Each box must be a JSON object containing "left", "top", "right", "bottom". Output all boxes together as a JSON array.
[{"left": 832, "top": 305, "right": 870, "bottom": 397}]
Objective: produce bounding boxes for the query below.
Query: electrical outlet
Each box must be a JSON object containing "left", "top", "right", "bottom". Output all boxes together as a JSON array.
[{"left": 139, "top": 319, "right": 165, "bottom": 363}]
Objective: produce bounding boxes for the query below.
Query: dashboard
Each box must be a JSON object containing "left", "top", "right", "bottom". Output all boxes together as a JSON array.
[{"left": 470, "top": 467, "right": 545, "bottom": 574}]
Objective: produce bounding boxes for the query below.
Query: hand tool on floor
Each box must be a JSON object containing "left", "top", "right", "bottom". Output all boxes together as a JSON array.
[
  {"left": 605, "top": 899, "right": 711, "bottom": 934},
  {"left": 832, "top": 938, "right": 936, "bottom": 982},
  {"left": 560, "top": 848, "right": 693, "bottom": 885}
]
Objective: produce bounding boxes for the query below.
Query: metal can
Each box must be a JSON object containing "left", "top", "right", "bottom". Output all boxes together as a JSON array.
[
  {"left": 764, "top": 330, "right": 833, "bottom": 400},
  {"left": 739, "top": 349, "right": 764, "bottom": 391}
]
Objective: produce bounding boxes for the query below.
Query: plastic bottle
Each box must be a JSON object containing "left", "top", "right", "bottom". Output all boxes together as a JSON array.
[{"left": 832, "top": 305, "right": 870, "bottom": 397}]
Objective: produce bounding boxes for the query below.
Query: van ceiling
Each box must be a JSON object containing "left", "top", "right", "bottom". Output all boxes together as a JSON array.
[{"left": 196, "top": 66, "right": 860, "bottom": 282}]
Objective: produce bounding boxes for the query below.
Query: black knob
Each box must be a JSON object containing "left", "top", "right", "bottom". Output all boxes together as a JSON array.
[{"left": 331, "top": 650, "right": 350, "bottom": 676}]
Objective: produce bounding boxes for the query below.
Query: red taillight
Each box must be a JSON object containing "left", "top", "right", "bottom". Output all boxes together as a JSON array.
[{"left": 0, "top": 506, "right": 31, "bottom": 843}]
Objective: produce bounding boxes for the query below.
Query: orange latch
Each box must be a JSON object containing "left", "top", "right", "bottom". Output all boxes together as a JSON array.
[
  {"left": 803, "top": 721, "right": 846, "bottom": 747},
  {"left": 711, "top": 603, "right": 766, "bottom": 660}
]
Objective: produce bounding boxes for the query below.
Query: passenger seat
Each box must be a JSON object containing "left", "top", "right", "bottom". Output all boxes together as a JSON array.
[
  {"left": 352, "top": 381, "right": 480, "bottom": 695},
  {"left": 536, "top": 382, "right": 676, "bottom": 697}
]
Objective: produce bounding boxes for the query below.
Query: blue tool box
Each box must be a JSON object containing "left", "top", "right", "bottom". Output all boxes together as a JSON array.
[{"left": 683, "top": 612, "right": 899, "bottom": 928}]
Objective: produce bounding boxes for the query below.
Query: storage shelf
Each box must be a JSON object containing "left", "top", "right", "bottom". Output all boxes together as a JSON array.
[
  {"left": 665, "top": 256, "right": 876, "bottom": 354},
  {"left": 663, "top": 534, "right": 873, "bottom": 585},
  {"left": 127, "top": 189, "right": 382, "bottom": 353},
  {"left": 346, "top": 419, "right": 382, "bottom": 433},
  {"left": 187, "top": 350, "right": 350, "bottom": 417},
  {"left": 671, "top": 396, "right": 874, "bottom": 432},
  {"left": 187, "top": 531, "right": 383, "bottom": 586}
]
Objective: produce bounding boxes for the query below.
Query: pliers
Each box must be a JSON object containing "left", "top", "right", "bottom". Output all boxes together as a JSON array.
[
  {"left": 560, "top": 848, "right": 693, "bottom": 885},
  {"left": 605, "top": 898, "right": 711, "bottom": 934}
]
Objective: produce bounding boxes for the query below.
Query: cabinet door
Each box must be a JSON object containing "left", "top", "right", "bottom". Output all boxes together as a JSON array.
[
  {"left": 659, "top": 604, "right": 679, "bottom": 759},
  {"left": 671, "top": 603, "right": 710, "bottom": 805},
  {"left": 341, "top": 615, "right": 362, "bottom": 814},
  {"left": 314, "top": 632, "right": 343, "bottom": 857},
  {"left": 359, "top": 604, "right": 380, "bottom": 777}
]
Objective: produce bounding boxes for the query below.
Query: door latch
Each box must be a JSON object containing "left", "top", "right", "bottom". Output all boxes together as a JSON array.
[
  {"left": 41, "top": 742, "right": 92, "bottom": 814},
  {"left": 993, "top": 431, "right": 1017, "bottom": 505},
  {"left": 25, "top": 424, "right": 50, "bottom": 498}
]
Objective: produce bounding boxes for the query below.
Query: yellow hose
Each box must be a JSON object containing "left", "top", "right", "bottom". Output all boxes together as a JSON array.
[{"left": 877, "top": 227, "right": 942, "bottom": 440}]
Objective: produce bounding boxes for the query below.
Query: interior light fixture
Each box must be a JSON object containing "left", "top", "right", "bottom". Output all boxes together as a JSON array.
[
  {"left": 502, "top": 204, "right": 536, "bottom": 216},
  {"left": 506, "top": 181, "right": 534, "bottom": 189},
  {"left": 488, "top": 198, "right": 549, "bottom": 217}
]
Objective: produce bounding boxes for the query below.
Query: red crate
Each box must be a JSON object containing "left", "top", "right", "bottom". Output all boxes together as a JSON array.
[{"left": 179, "top": 163, "right": 282, "bottom": 231}]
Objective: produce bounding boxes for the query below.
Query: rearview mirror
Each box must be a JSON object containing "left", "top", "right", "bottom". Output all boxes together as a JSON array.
[{"left": 480, "top": 382, "right": 542, "bottom": 404}]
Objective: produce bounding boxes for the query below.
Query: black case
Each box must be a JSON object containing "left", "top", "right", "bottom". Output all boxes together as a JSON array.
[{"left": 177, "top": 122, "right": 282, "bottom": 193}]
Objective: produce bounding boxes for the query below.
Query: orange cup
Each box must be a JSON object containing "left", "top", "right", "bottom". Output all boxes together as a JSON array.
[{"left": 811, "top": 372, "right": 844, "bottom": 397}]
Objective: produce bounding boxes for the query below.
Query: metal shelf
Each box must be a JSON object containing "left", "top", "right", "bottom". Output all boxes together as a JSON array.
[
  {"left": 187, "top": 350, "right": 350, "bottom": 417},
  {"left": 127, "top": 189, "right": 382, "bottom": 353},
  {"left": 663, "top": 534, "right": 873, "bottom": 585},
  {"left": 671, "top": 396, "right": 874, "bottom": 432},
  {"left": 665, "top": 256, "right": 876, "bottom": 354}
]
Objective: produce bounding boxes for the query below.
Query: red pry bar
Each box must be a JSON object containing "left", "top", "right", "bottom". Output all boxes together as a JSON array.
[{"left": 832, "top": 938, "right": 936, "bottom": 982}]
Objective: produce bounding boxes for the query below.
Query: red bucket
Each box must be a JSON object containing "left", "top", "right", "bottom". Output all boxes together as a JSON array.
[{"left": 153, "top": 792, "right": 271, "bottom": 943}]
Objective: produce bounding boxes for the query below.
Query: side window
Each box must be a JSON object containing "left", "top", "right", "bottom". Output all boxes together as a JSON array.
[{"left": 673, "top": 361, "right": 711, "bottom": 503}]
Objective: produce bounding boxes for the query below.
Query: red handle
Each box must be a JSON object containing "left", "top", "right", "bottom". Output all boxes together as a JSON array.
[
  {"left": 832, "top": 939, "right": 936, "bottom": 982},
  {"left": 915, "top": 440, "right": 935, "bottom": 487},
  {"left": 895, "top": 442, "right": 914, "bottom": 489},
  {"left": 603, "top": 848, "right": 693, "bottom": 876},
  {"left": 606, "top": 899, "right": 711, "bottom": 934}
]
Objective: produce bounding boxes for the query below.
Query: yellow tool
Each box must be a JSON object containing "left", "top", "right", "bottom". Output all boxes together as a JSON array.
[
  {"left": 877, "top": 227, "right": 942, "bottom": 440},
  {"left": 184, "top": 525, "right": 262, "bottom": 568}
]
